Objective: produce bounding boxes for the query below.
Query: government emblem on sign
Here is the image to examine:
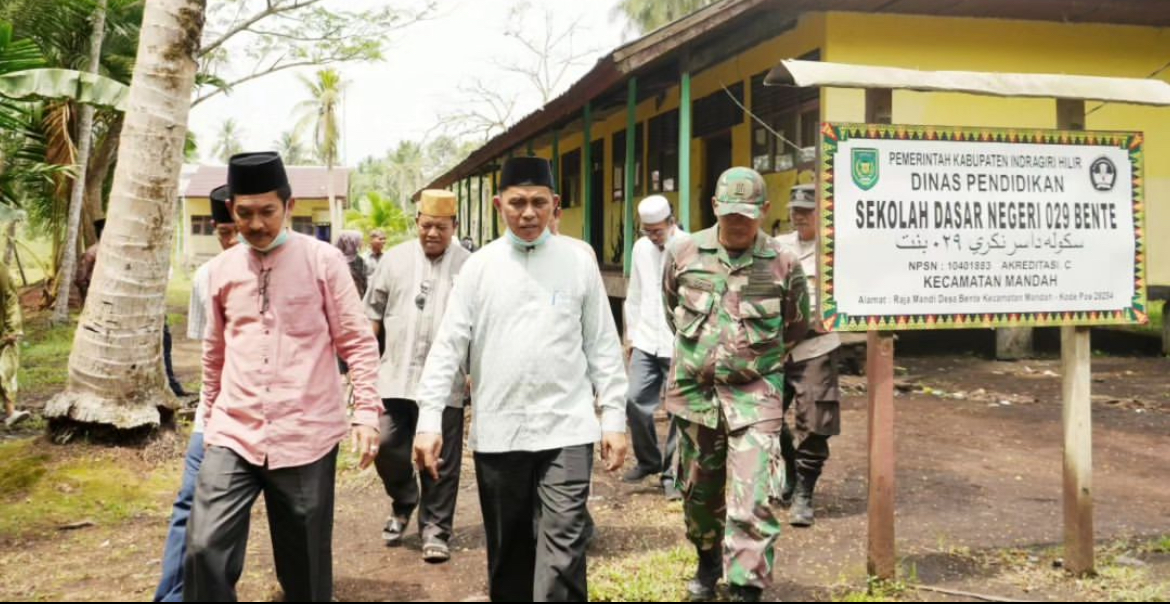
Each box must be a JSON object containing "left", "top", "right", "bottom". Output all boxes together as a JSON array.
[
  {"left": 852, "top": 148, "right": 880, "bottom": 191},
  {"left": 1090, "top": 156, "right": 1117, "bottom": 192}
]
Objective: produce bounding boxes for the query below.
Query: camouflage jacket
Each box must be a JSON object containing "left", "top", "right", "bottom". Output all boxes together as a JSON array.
[{"left": 662, "top": 227, "right": 809, "bottom": 431}]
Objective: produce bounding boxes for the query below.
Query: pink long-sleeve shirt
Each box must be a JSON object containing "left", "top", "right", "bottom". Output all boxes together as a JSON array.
[{"left": 201, "top": 232, "right": 381, "bottom": 469}]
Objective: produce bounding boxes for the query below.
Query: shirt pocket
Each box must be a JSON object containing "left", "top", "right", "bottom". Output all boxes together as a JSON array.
[
  {"left": 739, "top": 297, "right": 783, "bottom": 347},
  {"left": 283, "top": 294, "right": 326, "bottom": 336},
  {"left": 673, "top": 284, "right": 715, "bottom": 340}
]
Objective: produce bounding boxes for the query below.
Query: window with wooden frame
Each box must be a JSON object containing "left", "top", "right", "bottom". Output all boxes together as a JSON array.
[
  {"left": 750, "top": 50, "right": 821, "bottom": 174},
  {"left": 560, "top": 148, "right": 582, "bottom": 208},
  {"left": 647, "top": 109, "right": 680, "bottom": 193},
  {"left": 292, "top": 216, "right": 314, "bottom": 235},
  {"left": 611, "top": 125, "right": 644, "bottom": 202},
  {"left": 692, "top": 82, "right": 744, "bottom": 139},
  {"left": 190, "top": 215, "right": 214, "bottom": 236}
]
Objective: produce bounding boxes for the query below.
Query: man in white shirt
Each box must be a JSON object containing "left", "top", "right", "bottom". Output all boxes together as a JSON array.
[
  {"left": 364, "top": 190, "right": 470, "bottom": 562},
  {"left": 774, "top": 184, "right": 842, "bottom": 528},
  {"left": 413, "top": 156, "right": 628, "bottom": 602},
  {"left": 622, "top": 195, "right": 684, "bottom": 501}
]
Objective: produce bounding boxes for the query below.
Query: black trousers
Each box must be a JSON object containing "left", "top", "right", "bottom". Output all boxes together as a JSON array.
[
  {"left": 475, "top": 445, "right": 594, "bottom": 602},
  {"left": 781, "top": 350, "right": 842, "bottom": 479},
  {"left": 373, "top": 399, "right": 464, "bottom": 541},
  {"left": 163, "top": 323, "right": 184, "bottom": 395},
  {"left": 184, "top": 445, "right": 337, "bottom": 602}
]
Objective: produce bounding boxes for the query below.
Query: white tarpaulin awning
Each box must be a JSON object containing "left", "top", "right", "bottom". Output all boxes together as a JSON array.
[{"left": 765, "top": 60, "right": 1170, "bottom": 106}]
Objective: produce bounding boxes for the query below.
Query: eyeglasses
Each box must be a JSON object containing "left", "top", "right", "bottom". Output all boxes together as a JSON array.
[
  {"left": 415, "top": 280, "right": 433, "bottom": 311},
  {"left": 259, "top": 268, "right": 272, "bottom": 314}
]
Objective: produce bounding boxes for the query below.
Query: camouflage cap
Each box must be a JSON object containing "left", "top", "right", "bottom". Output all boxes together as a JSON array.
[{"left": 714, "top": 167, "right": 767, "bottom": 219}]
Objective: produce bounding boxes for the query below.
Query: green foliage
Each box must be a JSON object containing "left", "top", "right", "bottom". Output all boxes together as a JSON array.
[
  {"left": 344, "top": 191, "right": 413, "bottom": 243},
  {"left": 295, "top": 68, "right": 347, "bottom": 168},
  {"left": 212, "top": 118, "right": 243, "bottom": 164},
  {"left": 350, "top": 136, "right": 477, "bottom": 213}
]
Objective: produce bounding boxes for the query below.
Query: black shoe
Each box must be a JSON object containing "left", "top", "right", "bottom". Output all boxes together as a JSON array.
[
  {"left": 789, "top": 472, "right": 818, "bottom": 528},
  {"left": 686, "top": 547, "right": 722, "bottom": 601},
  {"left": 729, "top": 585, "right": 763, "bottom": 602},
  {"left": 382, "top": 515, "right": 409, "bottom": 546},
  {"left": 622, "top": 467, "right": 654, "bottom": 483},
  {"left": 664, "top": 479, "right": 683, "bottom": 502}
]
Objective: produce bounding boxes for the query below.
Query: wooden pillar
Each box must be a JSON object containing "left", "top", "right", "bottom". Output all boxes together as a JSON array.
[
  {"left": 478, "top": 173, "right": 486, "bottom": 246},
  {"left": 678, "top": 70, "right": 693, "bottom": 232},
  {"left": 491, "top": 168, "right": 499, "bottom": 239},
  {"left": 1058, "top": 97, "right": 1094, "bottom": 576},
  {"left": 583, "top": 102, "right": 594, "bottom": 246},
  {"left": 1162, "top": 302, "right": 1169, "bottom": 357},
  {"left": 552, "top": 130, "right": 560, "bottom": 191},
  {"left": 865, "top": 87, "right": 897, "bottom": 582},
  {"left": 624, "top": 77, "right": 637, "bottom": 275},
  {"left": 462, "top": 179, "right": 469, "bottom": 239}
]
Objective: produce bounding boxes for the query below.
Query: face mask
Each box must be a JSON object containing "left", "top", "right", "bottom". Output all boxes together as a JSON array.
[
  {"left": 506, "top": 227, "right": 551, "bottom": 251},
  {"left": 239, "top": 228, "right": 290, "bottom": 253}
]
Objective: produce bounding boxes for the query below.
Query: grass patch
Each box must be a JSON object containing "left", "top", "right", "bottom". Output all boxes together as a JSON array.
[
  {"left": 589, "top": 545, "right": 695, "bottom": 602},
  {"left": 1144, "top": 535, "right": 1170, "bottom": 555},
  {"left": 16, "top": 312, "right": 75, "bottom": 401},
  {"left": 166, "top": 268, "right": 193, "bottom": 311},
  {"left": 0, "top": 437, "right": 177, "bottom": 539},
  {"left": 0, "top": 439, "right": 49, "bottom": 494},
  {"left": 977, "top": 538, "right": 1170, "bottom": 602}
]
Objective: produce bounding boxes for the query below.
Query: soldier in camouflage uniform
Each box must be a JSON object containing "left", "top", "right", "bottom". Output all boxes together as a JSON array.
[{"left": 662, "top": 167, "right": 810, "bottom": 602}]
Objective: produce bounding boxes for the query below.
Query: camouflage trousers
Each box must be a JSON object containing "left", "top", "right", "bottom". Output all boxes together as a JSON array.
[{"left": 677, "top": 415, "right": 783, "bottom": 590}]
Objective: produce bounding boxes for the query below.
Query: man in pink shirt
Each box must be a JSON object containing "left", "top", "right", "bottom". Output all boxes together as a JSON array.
[{"left": 184, "top": 152, "right": 381, "bottom": 602}]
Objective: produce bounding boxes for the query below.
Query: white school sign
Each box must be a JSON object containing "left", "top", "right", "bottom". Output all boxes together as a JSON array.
[{"left": 819, "top": 123, "right": 1149, "bottom": 331}]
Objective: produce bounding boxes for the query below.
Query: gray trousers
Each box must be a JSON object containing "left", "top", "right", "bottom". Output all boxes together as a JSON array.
[
  {"left": 475, "top": 445, "right": 594, "bottom": 602},
  {"left": 626, "top": 348, "right": 679, "bottom": 482},
  {"left": 184, "top": 445, "right": 337, "bottom": 602},
  {"left": 373, "top": 399, "right": 464, "bottom": 541}
]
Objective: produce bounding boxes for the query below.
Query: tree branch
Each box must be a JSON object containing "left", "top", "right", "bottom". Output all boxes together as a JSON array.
[{"left": 199, "top": 0, "right": 327, "bottom": 59}]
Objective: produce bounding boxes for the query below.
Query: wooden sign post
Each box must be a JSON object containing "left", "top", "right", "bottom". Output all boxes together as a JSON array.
[
  {"left": 864, "top": 88, "right": 897, "bottom": 581},
  {"left": 1057, "top": 98, "right": 1094, "bottom": 576}
]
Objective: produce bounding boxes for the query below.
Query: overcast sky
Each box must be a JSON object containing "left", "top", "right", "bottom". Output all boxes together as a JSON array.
[{"left": 188, "top": 0, "right": 634, "bottom": 165}]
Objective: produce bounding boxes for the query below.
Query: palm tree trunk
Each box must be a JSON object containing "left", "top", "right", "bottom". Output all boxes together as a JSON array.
[
  {"left": 83, "top": 115, "right": 124, "bottom": 246},
  {"left": 46, "top": 0, "right": 207, "bottom": 429},
  {"left": 51, "top": 0, "right": 108, "bottom": 325}
]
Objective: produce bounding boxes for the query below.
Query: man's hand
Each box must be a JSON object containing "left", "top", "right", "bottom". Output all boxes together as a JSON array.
[
  {"left": 413, "top": 433, "right": 444, "bottom": 480},
  {"left": 600, "top": 432, "right": 628, "bottom": 473},
  {"left": 351, "top": 425, "right": 380, "bottom": 470}
]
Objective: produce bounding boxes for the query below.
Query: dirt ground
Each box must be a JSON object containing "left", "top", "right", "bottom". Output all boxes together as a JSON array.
[{"left": 2, "top": 317, "right": 1168, "bottom": 601}]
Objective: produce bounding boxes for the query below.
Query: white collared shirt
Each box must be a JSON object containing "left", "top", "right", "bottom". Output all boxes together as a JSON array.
[
  {"left": 623, "top": 230, "right": 682, "bottom": 358},
  {"left": 414, "top": 236, "right": 628, "bottom": 453}
]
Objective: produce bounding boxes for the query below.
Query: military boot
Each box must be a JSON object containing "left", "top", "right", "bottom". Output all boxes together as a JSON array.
[
  {"left": 789, "top": 470, "right": 818, "bottom": 528},
  {"left": 686, "top": 546, "right": 722, "bottom": 601}
]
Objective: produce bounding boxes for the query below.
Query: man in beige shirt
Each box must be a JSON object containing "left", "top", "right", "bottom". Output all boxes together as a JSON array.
[
  {"left": 774, "top": 184, "right": 842, "bottom": 528},
  {"left": 364, "top": 190, "right": 470, "bottom": 563}
]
